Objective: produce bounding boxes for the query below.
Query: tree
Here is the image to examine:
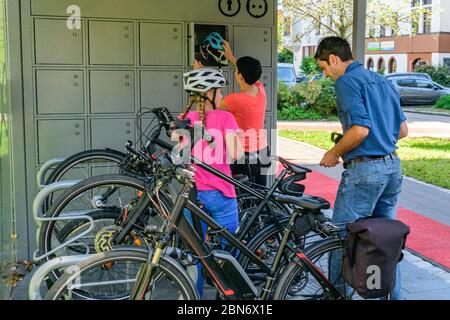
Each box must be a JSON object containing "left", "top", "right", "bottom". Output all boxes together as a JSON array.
[
  {"left": 282, "top": 0, "right": 435, "bottom": 41},
  {"left": 278, "top": 48, "right": 294, "bottom": 63},
  {"left": 300, "top": 56, "right": 322, "bottom": 75}
]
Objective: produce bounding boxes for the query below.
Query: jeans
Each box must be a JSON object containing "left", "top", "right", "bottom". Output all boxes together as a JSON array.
[
  {"left": 329, "top": 156, "right": 403, "bottom": 300},
  {"left": 183, "top": 190, "right": 239, "bottom": 298}
]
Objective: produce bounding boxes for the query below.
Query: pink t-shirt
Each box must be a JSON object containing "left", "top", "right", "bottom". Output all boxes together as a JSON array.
[{"left": 183, "top": 110, "right": 240, "bottom": 198}]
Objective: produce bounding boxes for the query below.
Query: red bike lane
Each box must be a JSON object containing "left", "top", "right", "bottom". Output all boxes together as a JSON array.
[{"left": 300, "top": 170, "right": 450, "bottom": 269}]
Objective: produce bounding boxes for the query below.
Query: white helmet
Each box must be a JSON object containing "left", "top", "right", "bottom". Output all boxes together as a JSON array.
[{"left": 183, "top": 68, "right": 227, "bottom": 94}]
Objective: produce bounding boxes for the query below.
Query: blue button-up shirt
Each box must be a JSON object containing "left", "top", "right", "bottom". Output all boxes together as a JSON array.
[{"left": 335, "top": 61, "right": 406, "bottom": 162}]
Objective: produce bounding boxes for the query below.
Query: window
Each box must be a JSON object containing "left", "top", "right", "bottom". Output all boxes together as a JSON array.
[
  {"left": 422, "top": 0, "right": 432, "bottom": 5},
  {"left": 367, "top": 58, "right": 374, "bottom": 71},
  {"left": 378, "top": 58, "right": 386, "bottom": 73},
  {"left": 444, "top": 58, "right": 450, "bottom": 68},
  {"left": 277, "top": 67, "right": 296, "bottom": 82},
  {"left": 388, "top": 58, "right": 397, "bottom": 73},
  {"left": 416, "top": 80, "right": 434, "bottom": 89},
  {"left": 283, "top": 16, "right": 292, "bottom": 37},
  {"left": 380, "top": 25, "right": 386, "bottom": 37},
  {"left": 412, "top": 58, "right": 426, "bottom": 70},
  {"left": 397, "top": 79, "right": 416, "bottom": 87},
  {"left": 423, "top": 8, "right": 432, "bottom": 34}
]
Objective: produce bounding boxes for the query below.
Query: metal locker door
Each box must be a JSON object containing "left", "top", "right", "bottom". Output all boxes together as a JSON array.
[
  {"left": 89, "top": 20, "right": 134, "bottom": 65},
  {"left": 233, "top": 26, "right": 272, "bottom": 67},
  {"left": 260, "top": 71, "right": 273, "bottom": 112},
  {"left": 91, "top": 118, "right": 135, "bottom": 152},
  {"left": 36, "top": 70, "right": 84, "bottom": 115},
  {"left": 264, "top": 115, "right": 273, "bottom": 151},
  {"left": 37, "top": 119, "right": 85, "bottom": 164},
  {"left": 34, "top": 18, "right": 83, "bottom": 65},
  {"left": 140, "top": 70, "right": 184, "bottom": 113},
  {"left": 221, "top": 70, "right": 232, "bottom": 97},
  {"left": 90, "top": 70, "right": 135, "bottom": 114},
  {"left": 138, "top": 117, "right": 174, "bottom": 148},
  {"left": 140, "top": 22, "right": 183, "bottom": 66}
]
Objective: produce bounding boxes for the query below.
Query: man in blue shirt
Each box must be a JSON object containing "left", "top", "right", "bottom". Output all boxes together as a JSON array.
[{"left": 314, "top": 37, "right": 408, "bottom": 300}]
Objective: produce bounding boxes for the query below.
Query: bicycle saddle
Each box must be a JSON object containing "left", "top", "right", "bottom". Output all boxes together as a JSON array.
[
  {"left": 232, "top": 174, "right": 249, "bottom": 183},
  {"left": 272, "top": 194, "right": 330, "bottom": 212},
  {"left": 278, "top": 157, "right": 312, "bottom": 175}
]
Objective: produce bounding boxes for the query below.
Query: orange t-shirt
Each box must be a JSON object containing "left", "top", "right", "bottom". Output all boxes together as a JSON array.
[{"left": 223, "top": 81, "right": 267, "bottom": 153}]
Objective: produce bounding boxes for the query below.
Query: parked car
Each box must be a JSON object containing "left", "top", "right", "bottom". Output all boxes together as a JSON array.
[
  {"left": 386, "top": 72, "right": 432, "bottom": 81},
  {"left": 389, "top": 77, "right": 450, "bottom": 106},
  {"left": 309, "top": 73, "right": 324, "bottom": 83},
  {"left": 277, "top": 63, "right": 306, "bottom": 87}
]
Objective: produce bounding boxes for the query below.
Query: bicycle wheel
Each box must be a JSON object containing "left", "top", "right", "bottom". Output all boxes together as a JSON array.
[
  {"left": 38, "top": 174, "right": 172, "bottom": 283},
  {"left": 273, "top": 237, "right": 352, "bottom": 300},
  {"left": 237, "top": 217, "right": 293, "bottom": 288},
  {"left": 45, "top": 249, "right": 198, "bottom": 300},
  {"left": 43, "top": 149, "right": 126, "bottom": 211},
  {"left": 45, "top": 149, "right": 126, "bottom": 185}
]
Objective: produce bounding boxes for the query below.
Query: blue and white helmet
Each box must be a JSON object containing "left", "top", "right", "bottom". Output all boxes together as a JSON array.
[
  {"left": 183, "top": 68, "right": 227, "bottom": 94},
  {"left": 200, "top": 32, "right": 228, "bottom": 66}
]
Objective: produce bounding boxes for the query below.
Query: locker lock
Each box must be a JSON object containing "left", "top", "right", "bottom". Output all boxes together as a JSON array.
[
  {"left": 126, "top": 130, "right": 131, "bottom": 134},
  {"left": 125, "top": 82, "right": 130, "bottom": 87},
  {"left": 75, "top": 131, "right": 80, "bottom": 136},
  {"left": 73, "top": 32, "right": 78, "bottom": 37},
  {"left": 74, "top": 82, "right": 79, "bottom": 87},
  {"left": 173, "top": 35, "right": 178, "bottom": 40}
]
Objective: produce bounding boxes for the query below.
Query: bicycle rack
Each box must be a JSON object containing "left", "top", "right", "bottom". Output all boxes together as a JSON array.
[
  {"left": 29, "top": 247, "right": 198, "bottom": 300},
  {"left": 31, "top": 179, "right": 99, "bottom": 262},
  {"left": 37, "top": 157, "right": 66, "bottom": 189},
  {"left": 29, "top": 254, "right": 92, "bottom": 300}
]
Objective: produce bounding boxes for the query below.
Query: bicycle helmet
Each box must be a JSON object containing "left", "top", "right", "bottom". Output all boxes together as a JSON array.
[
  {"left": 183, "top": 68, "right": 227, "bottom": 94},
  {"left": 200, "top": 32, "right": 228, "bottom": 66}
]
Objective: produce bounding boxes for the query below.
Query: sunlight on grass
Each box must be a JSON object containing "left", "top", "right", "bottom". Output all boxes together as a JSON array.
[{"left": 278, "top": 130, "right": 450, "bottom": 189}]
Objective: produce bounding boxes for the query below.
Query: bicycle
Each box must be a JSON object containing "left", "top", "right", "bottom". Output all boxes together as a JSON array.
[{"left": 45, "top": 149, "right": 351, "bottom": 300}]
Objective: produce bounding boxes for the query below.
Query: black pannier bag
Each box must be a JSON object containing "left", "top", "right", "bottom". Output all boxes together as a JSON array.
[{"left": 342, "top": 218, "right": 410, "bottom": 299}]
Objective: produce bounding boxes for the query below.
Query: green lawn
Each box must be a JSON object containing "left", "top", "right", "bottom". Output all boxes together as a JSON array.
[
  {"left": 279, "top": 130, "right": 450, "bottom": 189},
  {"left": 403, "top": 106, "right": 450, "bottom": 116}
]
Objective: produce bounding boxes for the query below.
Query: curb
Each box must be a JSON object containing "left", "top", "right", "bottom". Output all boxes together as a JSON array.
[{"left": 403, "top": 110, "right": 450, "bottom": 117}]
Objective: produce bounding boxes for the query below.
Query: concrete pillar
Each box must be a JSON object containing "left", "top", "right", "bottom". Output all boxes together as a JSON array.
[{"left": 352, "top": 0, "right": 367, "bottom": 64}]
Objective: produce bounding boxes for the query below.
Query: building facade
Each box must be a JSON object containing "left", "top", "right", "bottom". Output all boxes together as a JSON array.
[
  {"left": 282, "top": 0, "right": 450, "bottom": 75},
  {"left": 365, "top": 0, "right": 450, "bottom": 73}
]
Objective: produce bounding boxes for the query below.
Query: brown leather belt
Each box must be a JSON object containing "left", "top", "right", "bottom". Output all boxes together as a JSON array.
[{"left": 344, "top": 151, "right": 398, "bottom": 169}]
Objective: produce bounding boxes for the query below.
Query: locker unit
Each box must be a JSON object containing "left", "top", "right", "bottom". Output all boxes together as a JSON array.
[
  {"left": 37, "top": 119, "right": 86, "bottom": 164},
  {"left": 17, "top": 0, "right": 278, "bottom": 259},
  {"left": 91, "top": 118, "right": 135, "bottom": 151},
  {"left": 140, "top": 22, "right": 183, "bottom": 66},
  {"left": 140, "top": 70, "right": 184, "bottom": 113},
  {"left": 234, "top": 26, "right": 272, "bottom": 67},
  {"left": 89, "top": 20, "right": 135, "bottom": 65},
  {"left": 90, "top": 70, "right": 135, "bottom": 114},
  {"left": 36, "top": 69, "right": 85, "bottom": 115},
  {"left": 232, "top": 70, "right": 273, "bottom": 112},
  {"left": 34, "top": 18, "right": 83, "bottom": 65}
]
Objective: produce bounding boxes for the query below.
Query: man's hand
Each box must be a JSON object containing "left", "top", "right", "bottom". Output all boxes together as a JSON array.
[
  {"left": 220, "top": 40, "right": 237, "bottom": 66},
  {"left": 320, "top": 149, "right": 341, "bottom": 168},
  {"left": 193, "top": 59, "right": 204, "bottom": 69}
]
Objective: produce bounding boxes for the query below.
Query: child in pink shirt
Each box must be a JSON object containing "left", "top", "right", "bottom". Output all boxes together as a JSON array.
[{"left": 179, "top": 67, "right": 243, "bottom": 297}]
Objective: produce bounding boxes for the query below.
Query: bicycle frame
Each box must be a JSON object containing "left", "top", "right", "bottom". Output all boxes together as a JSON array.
[{"left": 130, "top": 179, "right": 343, "bottom": 300}]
